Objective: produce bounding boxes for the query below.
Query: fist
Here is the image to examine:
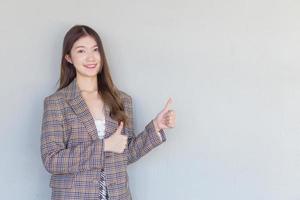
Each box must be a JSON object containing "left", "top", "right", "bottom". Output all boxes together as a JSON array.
[{"left": 104, "top": 121, "right": 128, "bottom": 153}]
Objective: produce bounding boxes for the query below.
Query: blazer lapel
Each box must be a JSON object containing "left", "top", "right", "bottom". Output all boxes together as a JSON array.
[
  {"left": 64, "top": 77, "right": 119, "bottom": 141},
  {"left": 103, "top": 103, "right": 120, "bottom": 138}
]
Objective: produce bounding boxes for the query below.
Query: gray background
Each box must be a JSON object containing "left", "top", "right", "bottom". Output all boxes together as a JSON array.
[{"left": 0, "top": 0, "right": 299, "bottom": 199}]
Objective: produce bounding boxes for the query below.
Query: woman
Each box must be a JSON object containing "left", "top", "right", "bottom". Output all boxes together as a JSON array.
[{"left": 40, "top": 25, "right": 176, "bottom": 200}]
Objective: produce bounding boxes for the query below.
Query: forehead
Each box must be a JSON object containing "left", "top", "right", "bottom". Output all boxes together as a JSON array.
[{"left": 73, "top": 35, "right": 97, "bottom": 48}]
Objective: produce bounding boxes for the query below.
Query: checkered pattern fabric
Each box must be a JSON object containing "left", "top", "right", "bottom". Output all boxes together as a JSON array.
[{"left": 41, "top": 77, "right": 167, "bottom": 200}]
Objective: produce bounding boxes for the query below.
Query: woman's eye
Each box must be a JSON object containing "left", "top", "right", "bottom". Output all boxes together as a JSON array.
[
  {"left": 78, "top": 50, "right": 84, "bottom": 53},
  {"left": 94, "top": 48, "right": 98, "bottom": 52}
]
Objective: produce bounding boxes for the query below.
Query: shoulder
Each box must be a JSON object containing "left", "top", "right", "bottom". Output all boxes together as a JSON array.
[
  {"left": 42, "top": 90, "right": 67, "bottom": 122},
  {"left": 116, "top": 89, "right": 132, "bottom": 103},
  {"left": 116, "top": 89, "right": 133, "bottom": 111},
  {"left": 43, "top": 89, "right": 66, "bottom": 109}
]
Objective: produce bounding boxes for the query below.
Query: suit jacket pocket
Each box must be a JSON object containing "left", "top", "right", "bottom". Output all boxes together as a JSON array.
[{"left": 49, "top": 174, "right": 75, "bottom": 189}]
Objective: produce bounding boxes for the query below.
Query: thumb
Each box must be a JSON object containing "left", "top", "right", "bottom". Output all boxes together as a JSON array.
[
  {"left": 115, "top": 121, "right": 124, "bottom": 134},
  {"left": 161, "top": 97, "right": 173, "bottom": 114}
]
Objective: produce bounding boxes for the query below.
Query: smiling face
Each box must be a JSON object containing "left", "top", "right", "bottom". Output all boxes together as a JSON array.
[{"left": 65, "top": 35, "right": 101, "bottom": 78}]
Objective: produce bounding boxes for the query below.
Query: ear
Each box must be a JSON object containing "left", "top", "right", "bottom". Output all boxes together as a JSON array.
[{"left": 65, "top": 54, "right": 73, "bottom": 64}]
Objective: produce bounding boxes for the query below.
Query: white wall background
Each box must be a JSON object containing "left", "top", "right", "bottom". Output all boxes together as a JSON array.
[{"left": 0, "top": 0, "right": 299, "bottom": 199}]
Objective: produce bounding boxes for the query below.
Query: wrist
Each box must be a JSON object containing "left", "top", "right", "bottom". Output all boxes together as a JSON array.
[{"left": 153, "top": 119, "right": 160, "bottom": 133}]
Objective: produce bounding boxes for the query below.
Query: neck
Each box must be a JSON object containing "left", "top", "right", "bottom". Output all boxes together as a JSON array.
[{"left": 76, "top": 75, "right": 98, "bottom": 92}]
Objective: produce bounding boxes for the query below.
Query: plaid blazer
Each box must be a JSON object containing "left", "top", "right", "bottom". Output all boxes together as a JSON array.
[{"left": 41, "top": 78, "right": 167, "bottom": 200}]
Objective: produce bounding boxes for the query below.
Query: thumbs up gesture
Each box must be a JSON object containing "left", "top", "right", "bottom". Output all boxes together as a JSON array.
[
  {"left": 104, "top": 121, "right": 128, "bottom": 153},
  {"left": 153, "top": 97, "right": 176, "bottom": 132}
]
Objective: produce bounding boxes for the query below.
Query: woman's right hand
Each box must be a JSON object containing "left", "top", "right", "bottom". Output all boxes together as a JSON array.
[{"left": 104, "top": 121, "right": 128, "bottom": 153}]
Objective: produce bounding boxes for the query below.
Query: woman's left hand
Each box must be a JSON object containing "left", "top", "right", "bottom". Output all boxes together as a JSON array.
[{"left": 153, "top": 97, "right": 176, "bottom": 132}]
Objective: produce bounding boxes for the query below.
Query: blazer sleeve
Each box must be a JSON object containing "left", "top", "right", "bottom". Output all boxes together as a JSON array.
[
  {"left": 126, "top": 96, "right": 167, "bottom": 165},
  {"left": 40, "top": 96, "right": 105, "bottom": 175}
]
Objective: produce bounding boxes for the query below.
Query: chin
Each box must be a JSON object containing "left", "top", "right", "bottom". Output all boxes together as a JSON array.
[{"left": 77, "top": 71, "right": 98, "bottom": 78}]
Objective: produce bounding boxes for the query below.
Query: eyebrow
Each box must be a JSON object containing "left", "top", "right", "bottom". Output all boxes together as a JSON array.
[{"left": 75, "top": 45, "right": 98, "bottom": 49}]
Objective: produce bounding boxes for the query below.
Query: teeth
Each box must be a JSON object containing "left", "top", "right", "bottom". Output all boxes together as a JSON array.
[{"left": 85, "top": 64, "right": 96, "bottom": 68}]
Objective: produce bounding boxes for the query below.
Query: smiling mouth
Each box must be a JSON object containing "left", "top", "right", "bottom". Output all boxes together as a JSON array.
[{"left": 84, "top": 64, "right": 97, "bottom": 69}]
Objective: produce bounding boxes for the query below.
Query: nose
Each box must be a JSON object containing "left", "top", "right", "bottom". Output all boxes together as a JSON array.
[{"left": 86, "top": 51, "right": 95, "bottom": 61}]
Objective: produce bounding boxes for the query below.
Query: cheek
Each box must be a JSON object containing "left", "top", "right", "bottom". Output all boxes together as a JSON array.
[
  {"left": 95, "top": 53, "right": 101, "bottom": 62},
  {"left": 72, "top": 55, "right": 85, "bottom": 66}
]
